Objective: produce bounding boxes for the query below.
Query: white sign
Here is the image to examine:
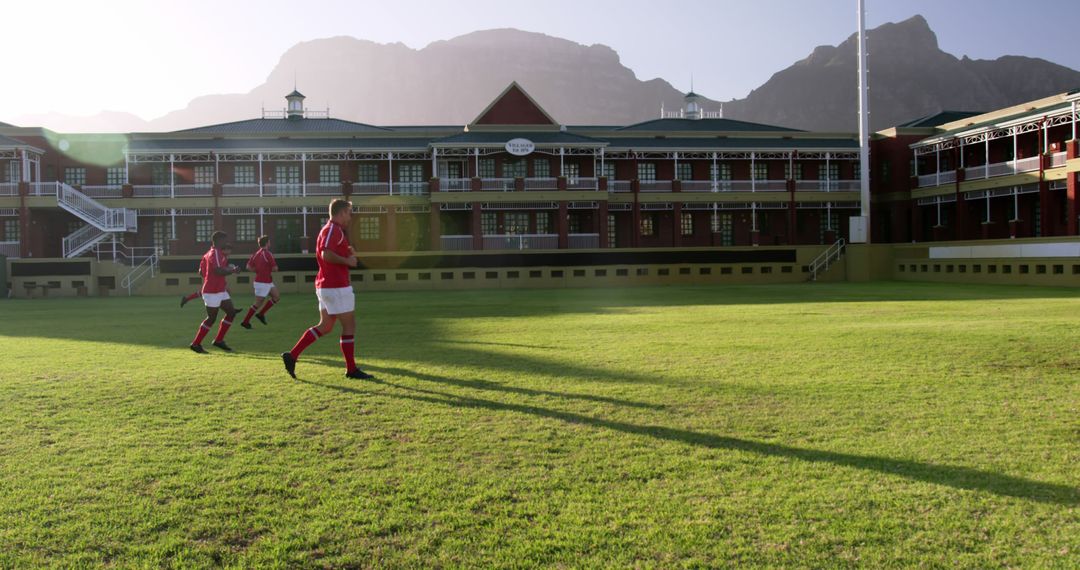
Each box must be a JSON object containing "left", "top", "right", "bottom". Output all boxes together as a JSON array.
[{"left": 505, "top": 138, "right": 535, "bottom": 156}]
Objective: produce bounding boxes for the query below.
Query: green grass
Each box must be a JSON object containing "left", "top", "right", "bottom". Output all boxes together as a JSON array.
[{"left": 0, "top": 282, "right": 1078, "bottom": 568}]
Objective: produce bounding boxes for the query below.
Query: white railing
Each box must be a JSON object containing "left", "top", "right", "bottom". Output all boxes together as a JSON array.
[
  {"left": 963, "top": 165, "right": 986, "bottom": 180},
  {"left": 0, "top": 183, "right": 19, "bottom": 196},
  {"left": 566, "top": 177, "right": 598, "bottom": 191},
  {"left": 222, "top": 184, "right": 261, "bottom": 197},
  {"left": 58, "top": 183, "right": 123, "bottom": 231},
  {"left": 81, "top": 185, "right": 123, "bottom": 199},
  {"left": 0, "top": 241, "right": 19, "bottom": 258},
  {"left": 987, "top": 161, "right": 1015, "bottom": 177},
  {"left": 440, "top": 235, "right": 473, "bottom": 251},
  {"left": 808, "top": 238, "right": 846, "bottom": 282},
  {"left": 681, "top": 181, "right": 715, "bottom": 192},
  {"left": 440, "top": 178, "right": 471, "bottom": 192},
  {"left": 31, "top": 182, "right": 58, "bottom": 196},
  {"left": 1049, "top": 151, "right": 1067, "bottom": 168},
  {"left": 568, "top": 233, "right": 600, "bottom": 249},
  {"left": 263, "top": 183, "right": 303, "bottom": 197},
  {"left": 173, "top": 184, "right": 214, "bottom": 197},
  {"left": 92, "top": 242, "right": 159, "bottom": 266},
  {"left": 610, "top": 180, "right": 633, "bottom": 193},
  {"left": 727, "top": 180, "right": 755, "bottom": 192},
  {"left": 938, "top": 171, "right": 956, "bottom": 185},
  {"left": 917, "top": 174, "right": 940, "bottom": 188},
  {"left": 481, "top": 178, "right": 515, "bottom": 192},
  {"left": 394, "top": 181, "right": 428, "bottom": 196},
  {"left": 306, "top": 183, "right": 342, "bottom": 196},
  {"left": 1014, "top": 156, "right": 1040, "bottom": 173},
  {"left": 639, "top": 180, "right": 672, "bottom": 192},
  {"left": 62, "top": 224, "right": 109, "bottom": 258},
  {"left": 133, "top": 185, "right": 171, "bottom": 197},
  {"left": 524, "top": 177, "right": 558, "bottom": 191},
  {"left": 120, "top": 251, "right": 159, "bottom": 295},
  {"left": 352, "top": 182, "right": 389, "bottom": 195},
  {"left": 483, "top": 234, "right": 558, "bottom": 250},
  {"left": 754, "top": 180, "right": 789, "bottom": 192}
]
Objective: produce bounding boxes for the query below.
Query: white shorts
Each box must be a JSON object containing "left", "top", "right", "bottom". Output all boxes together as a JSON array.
[
  {"left": 253, "top": 281, "right": 275, "bottom": 298},
  {"left": 317, "top": 286, "right": 355, "bottom": 315},
  {"left": 202, "top": 291, "right": 230, "bottom": 308}
]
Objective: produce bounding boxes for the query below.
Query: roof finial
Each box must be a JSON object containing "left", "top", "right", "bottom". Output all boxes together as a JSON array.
[
  {"left": 690, "top": 73, "right": 694, "bottom": 94},
  {"left": 293, "top": 71, "right": 297, "bottom": 92}
]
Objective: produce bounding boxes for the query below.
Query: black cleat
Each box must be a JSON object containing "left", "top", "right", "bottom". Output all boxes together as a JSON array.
[
  {"left": 240, "top": 322, "right": 252, "bottom": 329},
  {"left": 189, "top": 343, "right": 207, "bottom": 354},
  {"left": 255, "top": 313, "right": 267, "bottom": 325},
  {"left": 180, "top": 295, "right": 189, "bottom": 308},
  {"left": 345, "top": 368, "right": 375, "bottom": 380},
  {"left": 281, "top": 352, "right": 297, "bottom": 379},
  {"left": 212, "top": 341, "right": 234, "bottom": 352}
]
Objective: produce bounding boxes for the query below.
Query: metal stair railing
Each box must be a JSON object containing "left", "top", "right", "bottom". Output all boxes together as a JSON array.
[
  {"left": 61, "top": 224, "right": 110, "bottom": 258},
  {"left": 57, "top": 183, "right": 136, "bottom": 231},
  {"left": 120, "top": 251, "right": 159, "bottom": 295},
  {"left": 807, "top": 238, "right": 847, "bottom": 281}
]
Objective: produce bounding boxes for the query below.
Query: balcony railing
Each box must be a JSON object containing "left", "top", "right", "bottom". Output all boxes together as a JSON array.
[
  {"left": 262, "top": 183, "right": 303, "bottom": 197},
  {"left": 481, "top": 178, "right": 515, "bottom": 192},
  {"left": 173, "top": 184, "right": 214, "bottom": 197},
  {"left": 639, "top": 180, "right": 672, "bottom": 192},
  {"left": 524, "top": 177, "right": 558, "bottom": 191},
  {"left": 31, "top": 182, "right": 58, "bottom": 196},
  {"left": 1049, "top": 151, "right": 1068, "bottom": 168},
  {"left": 81, "top": 185, "right": 124, "bottom": 199},
  {"left": 222, "top": 184, "right": 260, "bottom": 197},
  {"left": 440, "top": 235, "right": 473, "bottom": 251},
  {"left": 352, "top": 182, "right": 389, "bottom": 195},
  {"left": 610, "top": 180, "right": 632, "bottom": 193},
  {"left": 944, "top": 156, "right": 1048, "bottom": 187},
  {"left": 0, "top": 241, "right": 20, "bottom": 258},
  {"left": 566, "top": 177, "right": 598, "bottom": 191},
  {"left": 680, "top": 181, "right": 715, "bottom": 192},
  {"left": 306, "top": 183, "right": 342, "bottom": 196},
  {"left": 0, "top": 183, "right": 17, "bottom": 196},
  {"left": 441, "top": 178, "right": 471, "bottom": 192},
  {"left": 568, "top": 233, "right": 600, "bottom": 249},
  {"left": 133, "top": 185, "right": 171, "bottom": 197},
  {"left": 483, "top": 233, "right": 558, "bottom": 250},
  {"left": 395, "top": 181, "right": 428, "bottom": 196}
]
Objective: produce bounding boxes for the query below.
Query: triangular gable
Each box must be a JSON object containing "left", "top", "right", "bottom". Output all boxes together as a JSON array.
[{"left": 470, "top": 82, "right": 557, "bottom": 127}]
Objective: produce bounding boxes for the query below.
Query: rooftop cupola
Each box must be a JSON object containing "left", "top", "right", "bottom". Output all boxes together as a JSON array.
[
  {"left": 684, "top": 90, "right": 702, "bottom": 120},
  {"left": 285, "top": 89, "right": 306, "bottom": 120}
]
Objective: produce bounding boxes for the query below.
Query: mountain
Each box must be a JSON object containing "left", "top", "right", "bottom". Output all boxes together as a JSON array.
[
  {"left": 723, "top": 15, "right": 1080, "bottom": 131},
  {"left": 11, "top": 18, "right": 1080, "bottom": 133}
]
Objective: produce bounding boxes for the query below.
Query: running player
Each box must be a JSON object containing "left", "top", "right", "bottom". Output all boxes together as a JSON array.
[
  {"left": 240, "top": 235, "right": 279, "bottom": 329},
  {"left": 189, "top": 231, "right": 241, "bottom": 353},
  {"left": 281, "top": 199, "right": 373, "bottom": 379}
]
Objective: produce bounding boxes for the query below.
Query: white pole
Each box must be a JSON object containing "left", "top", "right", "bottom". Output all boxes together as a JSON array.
[
  {"left": 301, "top": 153, "right": 307, "bottom": 197},
  {"left": 1012, "top": 131, "right": 1018, "bottom": 175},
  {"left": 474, "top": 148, "right": 479, "bottom": 177},
  {"left": 935, "top": 149, "right": 940, "bottom": 187},
  {"left": 169, "top": 154, "right": 175, "bottom": 199},
  {"left": 258, "top": 153, "right": 264, "bottom": 197},
  {"left": 388, "top": 152, "right": 394, "bottom": 196},
  {"left": 1073, "top": 101, "right": 1077, "bottom": 141},
  {"left": 124, "top": 152, "right": 129, "bottom": 184},
  {"left": 825, "top": 152, "right": 831, "bottom": 191},
  {"left": 750, "top": 152, "right": 756, "bottom": 192},
  {"left": 712, "top": 152, "right": 718, "bottom": 191},
  {"left": 432, "top": 147, "right": 438, "bottom": 179},
  {"left": 560, "top": 147, "right": 565, "bottom": 176},
  {"left": 984, "top": 137, "right": 989, "bottom": 178},
  {"left": 673, "top": 152, "right": 679, "bottom": 180},
  {"left": 857, "top": 0, "right": 871, "bottom": 222}
]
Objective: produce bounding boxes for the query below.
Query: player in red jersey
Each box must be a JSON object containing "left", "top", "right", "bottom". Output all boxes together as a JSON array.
[
  {"left": 180, "top": 244, "right": 234, "bottom": 307},
  {"left": 281, "top": 199, "right": 374, "bottom": 380},
  {"left": 189, "top": 231, "right": 241, "bottom": 353},
  {"left": 240, "top": 235, "right": 279, "bottom": 329}
]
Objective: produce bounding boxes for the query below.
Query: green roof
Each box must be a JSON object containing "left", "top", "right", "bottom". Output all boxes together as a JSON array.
[
  {"left": 897, "top": 111, "right": 982, "bottom": 128},
  {"left": 917, "top": 100, "right": 1074, "bottom": 144},
  {"left": 617, "top": 118, "right": 800, "bottom": 133},
  {"left": 173, "top": 118, "right": 390, "bottom": 134},
  {"left": 599, "top": 137, "right": 857, "bottom": 151},
  {"left": 129, "top": 137, "right": 432, "bottom": 152}
]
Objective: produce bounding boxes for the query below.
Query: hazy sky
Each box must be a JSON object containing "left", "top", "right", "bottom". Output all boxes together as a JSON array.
[{"left": 4, "top": 0, "right": 1078, "bottom": 121}]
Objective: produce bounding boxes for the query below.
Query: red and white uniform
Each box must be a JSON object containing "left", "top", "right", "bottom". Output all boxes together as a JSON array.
[
  {"left": 247, "top": 247, "right": 277, "bottom": 284},
  {"left": 314, "top": 220, "right": 354, "bottom": 315},
  {"left": 200, "top": 246, "right": 231, "bottom": 307}
]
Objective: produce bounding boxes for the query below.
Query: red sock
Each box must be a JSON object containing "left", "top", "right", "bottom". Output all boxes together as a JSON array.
[
  {"left": 242, "top": 306, "right": 257, "bottom": 325},
  {"left": 192, "top": 319, "right": 212, "bottom": 346},
  {"left": 184, "top": 292, "right": 200, "bottom": 302},
  {"left": 213, "top": 319, "right": 232, "bottom": 343},
  {"left": 289, "top": 327, "right": 322, "bottom": 360},
  {"left": 258, "top": 298, "right": 275, "bottom": 316},
  {"left": 340, "top": 335, "right": 356, "bottom": 372}
]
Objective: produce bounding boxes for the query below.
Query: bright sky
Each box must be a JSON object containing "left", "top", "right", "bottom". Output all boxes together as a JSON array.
[{"left": 4, "top": 0, "right": 1077, "bottom": 121}]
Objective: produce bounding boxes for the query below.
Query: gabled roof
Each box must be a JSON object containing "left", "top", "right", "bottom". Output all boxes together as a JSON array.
[
  {"left": 0, "top": 120, "right": 13, "bottom": 128},
  {"left": 897, "top": 111, "right": 982, "bottom": 128},
  {"left": 286, "top": 89, "right": 305, "bottom": 98},
  {"left": 617, "top": 118, "right": 800, "bottom": 133},
  {"left": 0, "top": 134, "right": 25, "bottom": 146},
  {"left": 470, "top": 82, "right": 558, "bottom": 127},
  {"left": 172, "top": 117, "right": 390, "bottom": 134}
]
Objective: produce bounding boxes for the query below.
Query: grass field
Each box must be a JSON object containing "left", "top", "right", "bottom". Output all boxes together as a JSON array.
[{"left": 0, "top": 282, "right": 1078, "bottom": 568}]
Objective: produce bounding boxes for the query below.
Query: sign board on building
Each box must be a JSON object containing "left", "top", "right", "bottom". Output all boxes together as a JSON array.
[{"left": 505, "top": 138, "right": 535, "bottom": 156}]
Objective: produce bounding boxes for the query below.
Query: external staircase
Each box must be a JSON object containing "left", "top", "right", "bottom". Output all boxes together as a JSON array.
[
  {"left": 807, "top": 238, "right": 847, "bottom": 282},
  {"left": 57, "top": 182, "right": 138, "bottom": 258}
]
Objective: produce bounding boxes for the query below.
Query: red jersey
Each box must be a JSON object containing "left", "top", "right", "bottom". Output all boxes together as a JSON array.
[
  {"left": 315, "top": 220, "right": 352, "bottom": 289},
  {"left": 200, "top": 247, "right": 229, "bottom": 294},
  {"left": 247, "top": 247, "right": 277, "bottom": 283}
]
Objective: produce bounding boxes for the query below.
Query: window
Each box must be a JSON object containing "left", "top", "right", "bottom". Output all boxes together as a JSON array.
[
  {"left": 151, "top": 164, "right": 169, "bottom": 185},
  {"left": 358, "top": 216, "right": 380, "bottom": 240},
  {"left": 820, "top": 212, "right": 840, "bottom": 244},
  {"left": 3, "top": 219, "right": 19, "bottom": 242},
  {"left": 481, "top": 212, "right": 497, "bottom": 234},
  {"left": 753, "top": 162, "right": 768, "bottom": 181},
  {"left": 637, "top": 163, "right": 656, "bottom": 182},
  {"left": 235, "top": 218, "right": 257, "bottom": 242},
  {"left": 784, "top": 163, "right": 803, "bottom": 180},
  {"left": 713, "top": 212, "right": 733, "bottom": 246},
  {"left": 532, "top": 159, "right": 550, "bottom": 178},
  {"left": 5, "top": 161, "right": 20, "bottom": 183},
  {"left": 438, "top": 161, "right": 463, "bottom": 179},
  {"left": 676, "top": 163, "right": 692, "bottom": 180},
  {"left": 505, "top": 212, "right": 529, "bottom": 234},
  {"left": 536, "top": 212, "right": 551, "bottom": 234},
  {"left": 275, "top": 165, "right": 301, "bottom": 196},
  {"left": 397, "top": 163, "right": 424, "bottom": 196},
  {"left": 194, "top": 165, "right": 215, "bottom": 187},
  {"left": 562, "top": 163, "right": 580, "bottom": 180},
  {"left": 234, "top": 165, "right": 256, "bottom": 185},
  {"left": 195, "top": 218, "right": 214, "bottom": 244},
  {"left": 824, "top": 163, "right": 840, "bottom": 181},
  {"left": 640, "top": 213, "right": 655, "bottom": 236},
  {"left": 319, "top": 164, "right": 340, "bottom": 184},
  {"left": 152, "top": 219, "right": 171, "bottom": 255},
  {"left": 503, "top": 159, "right": 526, "bottom": 179},
  {"left": 106, "top": 167, "right": 125, "bottom": 186},
  {"left": 358, "top": 164, "right": 379, "bottom": 183},
  {"left": 478, "top": 158, "right": 496, "bottom": 178},
  {"left": 852, "top": 162, "right": 861, "bottom": 180},
  {"left": 568, "top": 213, "right": 582, "bottom": 234},
  {"left": 64, "top": 167, "right": 86, "bottom": 186},
  {"left": 607, "top": 213, "right": 617, "bottom": 247},
  {"left": 681, "top": 212, "right": 694, "bottom": 236},
  {"left": 711, "top": 164, "right": 733, "bottom": 190},
  {"left": 600, "top": 162, "right": 616, "bottom": 180}
]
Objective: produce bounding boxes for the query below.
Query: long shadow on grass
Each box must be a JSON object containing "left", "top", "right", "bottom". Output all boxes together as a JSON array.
[{"left": 302, "top": 374, "right": 1079, "bottom": 506}]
